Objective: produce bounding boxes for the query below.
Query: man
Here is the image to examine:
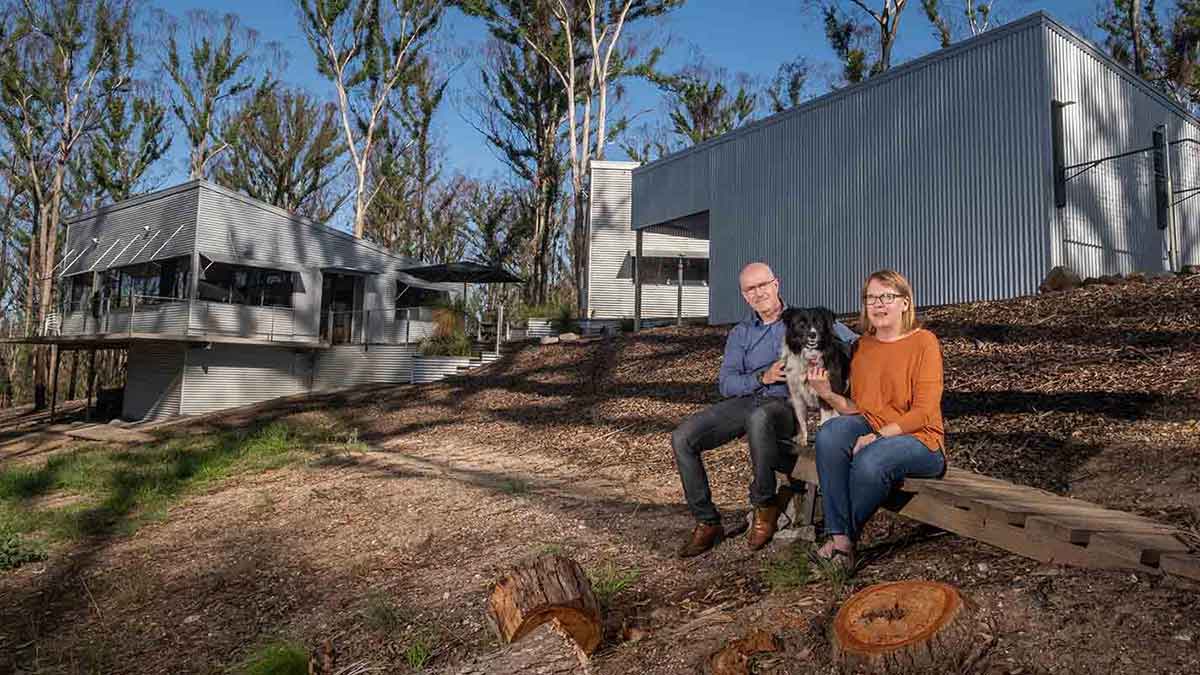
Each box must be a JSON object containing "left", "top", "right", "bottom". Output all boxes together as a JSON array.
[{"left": 672, "top": 262, "right": 857, "bottom": 557}]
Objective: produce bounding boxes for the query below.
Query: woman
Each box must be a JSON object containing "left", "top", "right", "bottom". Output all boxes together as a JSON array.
[{"left": 805, "top": 269, "right": 946, "bottom": 571}]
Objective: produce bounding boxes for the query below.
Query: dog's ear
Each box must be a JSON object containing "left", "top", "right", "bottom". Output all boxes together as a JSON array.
[{"left": 780, "top": 307, "right": 797, "bottom": 324}]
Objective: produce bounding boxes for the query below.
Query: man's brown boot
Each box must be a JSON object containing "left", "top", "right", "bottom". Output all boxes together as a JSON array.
[
  {"left": 677, "top": 522, "right": 725, "bottom": 558},
  {"left": 747, "top": 503, "right": 781, "bottom": 550}
]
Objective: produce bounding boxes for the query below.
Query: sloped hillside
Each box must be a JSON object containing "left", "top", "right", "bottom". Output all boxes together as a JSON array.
[{"left": 358, "top": 270, "right": 1200, "bottom": 524}]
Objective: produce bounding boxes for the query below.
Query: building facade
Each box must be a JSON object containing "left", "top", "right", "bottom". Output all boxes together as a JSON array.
[
  {"left": 52, "top": 181, "right": 461, "bottom": 420},
  {"left": 586, "top": 161, "right": 708, "bottom": 324},
  {"left": 627, "top": 12, "right": 1200, "bottom": 324}
]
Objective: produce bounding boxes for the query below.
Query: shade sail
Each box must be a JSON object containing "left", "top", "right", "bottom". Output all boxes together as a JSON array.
[{"left": 400, "top": 261, "right": 524, "bottom": 284}]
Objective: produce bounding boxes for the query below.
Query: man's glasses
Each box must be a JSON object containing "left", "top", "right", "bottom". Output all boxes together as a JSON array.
[
  {"left": 740, "top": 277, "right": 778, "bottom": 296},
  {"left": 863, "top": 292, "right": 903, "bottom": 306}
]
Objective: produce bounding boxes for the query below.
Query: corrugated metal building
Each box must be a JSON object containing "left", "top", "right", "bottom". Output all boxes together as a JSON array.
[
  {"left": 587, "top": 161, "right": 709, "bottom": 322},
  {"left": 628, "top": 12, "right": 1200, "bottom": 325},
  {"left": 55, "top": 180, "right": 464, "bottom": 421}
]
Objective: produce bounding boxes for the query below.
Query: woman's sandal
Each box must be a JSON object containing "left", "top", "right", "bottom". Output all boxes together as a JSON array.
[{"left": 808, "top": 543, "right": 857, "bottom": 577}]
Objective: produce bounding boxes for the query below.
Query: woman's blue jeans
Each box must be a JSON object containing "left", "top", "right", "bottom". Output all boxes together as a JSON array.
[{"left": 814, "top": 415, "right": 945, "bottom": 541}]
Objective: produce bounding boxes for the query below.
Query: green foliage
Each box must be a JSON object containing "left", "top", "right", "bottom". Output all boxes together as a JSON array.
[
  {"left": 515, "top": 301, "right": 574, "bottom": 327},
  {"left": 216, "top": 87, "right": 348, "bottom": 222},
  {"left": 823, "top": 6, "right": 870, "bottom": 85},
  {"left": 404, "top": 633, "right": 434, "bottom": 670},
  {"left": 158, "top": 8, "right": 276, "bottom": 180},
  {"left": 418, "top": 330, "right": 473, "bottom": 357},
  {"left": 763, "top": 544, "right": 812, "bottom": 592},
  {"left": 766, "top": 56, "right": 810, "bottom": 114},
  {"left": 0, "top": 533, "right": 48, "bottom": 571},
  {"left": 237, "top": 641, "right": 310, "bottom": 675},
  {"left": 588, "top": 561, "right": 639, "bottom": 606}
]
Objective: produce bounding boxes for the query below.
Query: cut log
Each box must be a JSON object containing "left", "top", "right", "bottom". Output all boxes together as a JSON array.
[
  {"left": 832, "top": 580, "right": 973, "bottom": 673},
  {"left": 486, "top": 554, "right": 603, "bottom": 655},
  {"left": 452, "top": 623, "right": 589, "bottom": 675}
]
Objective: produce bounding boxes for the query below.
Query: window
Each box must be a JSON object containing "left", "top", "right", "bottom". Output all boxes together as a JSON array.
[
  {"left": 198, "top": 262, "right": 294, "bottom": 307},
  {"left": 637, "top": 257, "right": 709, "bottom": 286},
  {"left": 64, "top": 275, "right": 93, "bottom": 313},
  {"left": 97, "top": 257, "right": 190, "bottom": 309},
  {"left": 396, "top": 282, "right": 449, "bottom": 311}
]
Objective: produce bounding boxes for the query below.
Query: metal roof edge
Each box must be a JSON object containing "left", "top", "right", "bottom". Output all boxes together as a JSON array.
[
  {"left": 194, "top": 181, "right": 423, "bottom": 269},
  {"left": 65, "top": 180, "right": 204, "bottom": 225}
]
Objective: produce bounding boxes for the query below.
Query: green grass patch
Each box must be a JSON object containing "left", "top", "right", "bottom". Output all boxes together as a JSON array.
[
  {"left": 0, "top": 532, "right": 47, "bottom": 571},
  {"left": 237, "top": 641, "right": 310, "bottom": 675},
  {"left": 404, "top": 632, "right": 434, "bottom": 670},
  {"left": 763, "top": 544, "right": 812, "bottom": 592},
  {"left": 0, "top": 421, "right": 333, "bottom": 562},
  {"left": 588, "top": 561, "right": 640, "bottom": 606}
]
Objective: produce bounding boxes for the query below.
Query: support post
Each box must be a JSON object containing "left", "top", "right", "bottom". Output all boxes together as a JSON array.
[
  {"left": 49, "top": 346, "right": 60, "bottom": 422},
  {"left": 676, "top": 255, "right": 684, "bottom": 326},
  {"left": 633, "top": 230, "right": 643, "bottom": 332},
  {"left": 496, "top": 303, "right": 504, "bottom": 354},
  {"left": 67, "top": 350, "right": 78, "bottom": 401},
  {"left": 1052, "top": 100, "right": 1071, "bottom": 209},
  {"left": 86, "top": 348, "right": 96, "bottom": 420}
]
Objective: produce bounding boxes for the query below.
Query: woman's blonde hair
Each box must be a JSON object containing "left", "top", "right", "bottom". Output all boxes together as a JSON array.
[{"left": 859, "top": 269, "right": 918, "bottom": 335}]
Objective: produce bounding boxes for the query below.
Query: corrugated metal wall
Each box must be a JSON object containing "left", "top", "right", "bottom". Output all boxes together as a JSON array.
[
  {"left": 179, "top": 344, "right": 311, "bottom": 416},
  {"left": 410, "top": 356, "right": 473, "bottom": 383},
  {"left": 193, "top": 185, "right": 459, "bottom": 338},
  {"left": 700, "top": 18, "right": 1051, "bottom": 322},
  {"left": 123, "top": 342, "right": 185, "bottom": 421},
  {"left": 188, "top": 303, "right": 314, "bottom": 342},
  {"left": 632, "top": 12, "right": 1200, "bottom": 325},
  {"left": 63, "top": 184, "right": 198, "bottom": 277},
  {"left": 312, "top": 344, "right": 417, "bottom": 390},
  {"left": 1044, "top": 22, "right": 1200, "bottom": 277},
  {"left": 588, "top": 162, "right": 708, "bottom": 319}
]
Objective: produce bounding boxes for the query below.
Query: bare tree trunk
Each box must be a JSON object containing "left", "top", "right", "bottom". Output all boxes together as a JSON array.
[{"left": 1130, "top": 0, "right": 1146, "bottom": 78}]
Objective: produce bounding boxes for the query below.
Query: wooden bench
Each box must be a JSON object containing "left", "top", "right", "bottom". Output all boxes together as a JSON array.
[{"left": 782, "top": 447, "right": 1200, "bottom": 582}]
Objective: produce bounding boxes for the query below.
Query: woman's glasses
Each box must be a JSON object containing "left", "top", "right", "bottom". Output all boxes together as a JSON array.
[{"left": 863, "top": 292, "right": 903, "bottom": 306}]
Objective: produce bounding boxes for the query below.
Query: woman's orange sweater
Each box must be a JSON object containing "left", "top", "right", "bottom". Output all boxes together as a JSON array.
[{"left": 849, "top": 328, "right": 945, "bottom": 451}]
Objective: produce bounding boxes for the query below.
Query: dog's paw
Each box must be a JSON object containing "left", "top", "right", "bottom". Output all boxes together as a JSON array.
[{"left": 792, "top": 432, "right": 807, "bottom": 449}]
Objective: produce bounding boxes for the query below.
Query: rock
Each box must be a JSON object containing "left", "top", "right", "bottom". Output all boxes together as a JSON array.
[
  {"left": 1125, "top": 272, "right": 1147, "bottom": 283},
  {"left": 1038, "top": 266, "right": 1082, "bottom": 293},
  {"left": 558, "top": 333, "right": 580, "bottom": 342},
  {"left": 1181, "top": 264, "right": 1199, "bottom": 276},
  {"left": 1097, "top": 274, "right": 1124, "bottom": 286},
  {"left": 539, "top": 336, "right": 560, "bottom": 345}
]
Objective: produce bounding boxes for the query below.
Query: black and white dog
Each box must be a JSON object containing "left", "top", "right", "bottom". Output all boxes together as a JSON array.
[{"left": 779, "top": 307, "right": 852, "bottom": 448}]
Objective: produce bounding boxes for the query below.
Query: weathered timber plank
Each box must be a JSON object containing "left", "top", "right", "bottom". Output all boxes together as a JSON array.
[
  {"left": 1025, "top": 515, "right": 1178, "bottom": 546},
  {"left": 1089, "top": 532, "right": 1190, "bottom": 568},
  {"left": 892, "top": 489, "right": 1147, "bottom": 572},
  {"left": 1160, "top": 553, "right": 1200, "bottom": 582}
]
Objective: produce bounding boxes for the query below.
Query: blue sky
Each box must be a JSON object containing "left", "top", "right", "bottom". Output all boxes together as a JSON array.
[{"left": 162, "top": 0, "right": 1104, "bottom": 183}]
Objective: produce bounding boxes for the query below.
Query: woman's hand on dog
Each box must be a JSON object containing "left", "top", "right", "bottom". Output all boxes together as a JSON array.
[{"left": 806, "top": 365, "right": 833, "bottom": 397}]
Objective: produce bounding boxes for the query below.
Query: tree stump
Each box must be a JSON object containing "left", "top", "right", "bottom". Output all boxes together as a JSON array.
[
  {"left": 831, "top": 580, "right": 972, "bottom": 673},
  {"left": 486, "top": 554, "right": 603, "bottom": 655}
]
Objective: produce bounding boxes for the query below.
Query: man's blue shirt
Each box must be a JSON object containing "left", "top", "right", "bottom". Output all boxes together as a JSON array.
[{"left": 718, "top": 309, "right": 858, "bottom": 399}]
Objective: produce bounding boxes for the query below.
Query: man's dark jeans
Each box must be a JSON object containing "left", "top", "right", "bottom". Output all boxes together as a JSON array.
[{"left": 671, "top": 395, "right": 797, "bottom": 525}]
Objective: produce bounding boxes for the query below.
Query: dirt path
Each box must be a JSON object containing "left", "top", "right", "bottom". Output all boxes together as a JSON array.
[{"left": 3, "top": 417, "right": 1198, "bottom": 674}]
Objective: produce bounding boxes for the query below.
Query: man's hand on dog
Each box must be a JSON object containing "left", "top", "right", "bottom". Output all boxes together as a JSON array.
[
  {"left": 761, "top": 360, "right": 787, "bottom": 385},
  {"left": 806, "top": 365, "right": 833, "bottom": 397}
]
